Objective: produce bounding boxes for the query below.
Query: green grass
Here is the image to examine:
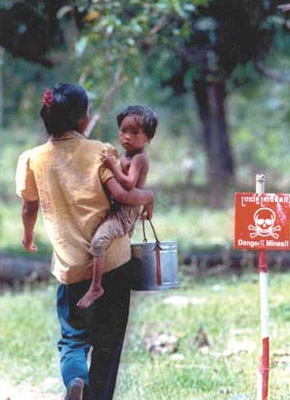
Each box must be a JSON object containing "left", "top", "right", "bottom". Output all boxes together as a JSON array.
[
  {"left": 0, "top": 200, "right": 53, "bottom": 257},
  {"left": 131, "top": 206, "right": 234, "bottom": 250},
  {"left": 1, "top": 284, "right": 60, "bottom": 389},
  {"left": 0, "top": 198, "right": 233, "bottom": 257},
  {"left": 1, "top": 273, "right": 290, "bottom": 399}
]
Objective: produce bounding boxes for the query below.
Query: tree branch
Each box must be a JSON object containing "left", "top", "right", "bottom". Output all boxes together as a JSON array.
[
  {"left": 149, "top": 14, "right": 169, "bottom": 36},
  {"left": 141, "top": 14, "right": 169, "bottom": 46},
  {"left": 100, "top": 60, "right": 126, "bottom": 115},
  {"left": 78, "top": 66, "right": 90, "bottom": 86},
  {"left": 277, "top": 3, "right": 290, "bottom": 12},
  {"left": 84, "top": 113, "right": 100, "bottom": 138},
  {"left": 254, "top": 62, "right": 290, "bottom": 83},
  {"left": 83, "top": 60, "right": 127, "bottom": 137}
]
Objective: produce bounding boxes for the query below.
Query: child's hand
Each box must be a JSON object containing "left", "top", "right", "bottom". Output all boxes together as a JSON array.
[
  {"left": 140, "top": 202, "right": 154, "bottom": 220},
  {"left": 101, "top": 151, "right": 116, "bottom": 171},
  {"left": 22, "top": 234, "right": 37, "bottom": 252}
]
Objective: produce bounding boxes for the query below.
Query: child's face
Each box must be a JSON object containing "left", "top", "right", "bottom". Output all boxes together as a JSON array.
[{"left": 119, "top": 115, "right": 149, "bottom": 152}]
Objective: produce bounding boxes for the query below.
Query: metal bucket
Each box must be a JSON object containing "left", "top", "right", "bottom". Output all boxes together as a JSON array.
[{"left": 130, "top": 220, "right": 179, "bottom": 291}]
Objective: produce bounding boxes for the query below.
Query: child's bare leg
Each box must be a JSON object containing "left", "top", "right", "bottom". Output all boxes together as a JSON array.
[
  {"left": 77, "top": 256, "right": 105, "bottom": 309},
  {"left": 78, "top": 215, "right": 123, "bottom": 309}
]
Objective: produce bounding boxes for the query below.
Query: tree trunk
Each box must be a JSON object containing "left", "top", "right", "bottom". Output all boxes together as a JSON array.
[
  {"left": 193, "top": 79, "right": 234, "bottom": 207},
  {"left": 0, "top": 254, "right": 51, "bottom": 289}
]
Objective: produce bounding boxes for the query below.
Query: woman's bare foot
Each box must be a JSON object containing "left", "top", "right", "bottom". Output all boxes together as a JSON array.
[{"left": 77, "top": 287, "right": 104, "bottom": 309}]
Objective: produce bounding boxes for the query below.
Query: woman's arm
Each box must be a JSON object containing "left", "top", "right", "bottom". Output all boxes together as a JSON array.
[
  {"left": 102, "top": 153, "right": 147, "bottom": 190},
  {"left": 21, "top": 199, "right": 39, "bottom": 252}
]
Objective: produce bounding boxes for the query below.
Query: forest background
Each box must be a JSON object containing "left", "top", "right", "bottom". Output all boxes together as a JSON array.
[
  {"left": 1, "top": 1, "right": 290, "bottom": 399},
  {"left": 2, "top": 0, "right": 290, "bottom": 258}
]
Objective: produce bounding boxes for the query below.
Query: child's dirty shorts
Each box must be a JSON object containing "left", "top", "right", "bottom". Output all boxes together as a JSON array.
[{"left": 90, "top": 205, "right": 140, "bottom": 257}]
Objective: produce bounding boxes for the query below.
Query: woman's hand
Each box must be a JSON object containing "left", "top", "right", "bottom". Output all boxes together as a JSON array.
[{"left": 22, "top": 233, "right": 37, "bottom": 252}]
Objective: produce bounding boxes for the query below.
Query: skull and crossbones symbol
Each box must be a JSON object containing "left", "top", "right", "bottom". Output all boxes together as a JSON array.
[{"left": 248, "top": 208, "right": 281, "bottom": 239}]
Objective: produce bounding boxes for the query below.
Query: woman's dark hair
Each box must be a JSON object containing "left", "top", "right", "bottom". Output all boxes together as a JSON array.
[
  {"left": 40, "top": 83, "right": 88, "bottom": 137},
  {"left": 117, "top": 105, "right": 158, "bottom": 139}
]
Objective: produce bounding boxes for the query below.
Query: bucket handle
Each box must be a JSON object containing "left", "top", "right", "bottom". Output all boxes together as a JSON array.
[
  {"left": 141, "top": 218, "right": 161, "bottom": 247},
  {"left": 141, "top": 219, "right": 162, "bottom": 286}
]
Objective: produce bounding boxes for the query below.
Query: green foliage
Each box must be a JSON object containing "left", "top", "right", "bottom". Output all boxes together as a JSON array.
[
  {"left": 229, "top": 69, "right": 290, "bottom": 189},
  {"left": 72, "top": 0, "right": 290, "bottom": 91},
  {"left": 3, "top": 0, "right": 290, "bottom": 176},
  {"left": 64, "top": 0, "right": 209, "bottom": 110},
  {"left": 0, "top": 123, "right": 44, "bottom": 197},
  {"left": 2, "top": 53, "right": 78, "bottom": 126},
  {"left": 0, "top": 1, "right": 13, "bottom": 9},
  {"left": 4, "top": 0, "right": 289, "bottom": 101},
  {"left": 3, "top": 0, "right": 290, "bottom": 151}
]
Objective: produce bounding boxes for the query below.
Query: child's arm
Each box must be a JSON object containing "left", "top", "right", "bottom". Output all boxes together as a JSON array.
[
  {"left": 21, "top": 199, "right": 39, "bottom": 252},
  {"left": 105, "top": 177, "right": 153, "bottom": 218},
  {"left": 102, "top": 153, "right": 147, "bottom": 190}
]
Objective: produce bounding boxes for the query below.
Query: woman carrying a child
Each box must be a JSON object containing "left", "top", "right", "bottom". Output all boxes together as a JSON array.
[
  {"left": 15, "top": 83, "right": 155, "bottom": 400},
  {"left": 77, "top": 104, "right": 157, "bottom": 309}
]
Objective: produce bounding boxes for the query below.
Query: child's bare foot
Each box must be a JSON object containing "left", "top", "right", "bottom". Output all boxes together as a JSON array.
[{"left": 77, "top": 287, "right": 104, "bottom": 309}]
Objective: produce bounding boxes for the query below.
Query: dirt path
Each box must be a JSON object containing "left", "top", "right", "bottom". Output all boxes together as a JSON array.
[{"left": 0, "top": 379, "right": 63, "bottom": 400}]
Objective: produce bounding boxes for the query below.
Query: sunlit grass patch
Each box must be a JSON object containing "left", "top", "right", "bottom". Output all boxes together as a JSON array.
[
  {"left": 1, "top": 284, "right": 61, "bottom": 390},
  {"left": 1, "top": 200, "right": 233, "bottom": 257},
  {"left": 1, "top": 273, "right": 290, "bottom": 398},
  {"left": 0, "top": 200, "right": 52, "bottom": 257}
]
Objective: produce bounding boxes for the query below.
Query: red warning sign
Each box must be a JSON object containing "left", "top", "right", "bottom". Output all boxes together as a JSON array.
[{"left": 234, "top": 193, "right": 290, "bottom": 250}]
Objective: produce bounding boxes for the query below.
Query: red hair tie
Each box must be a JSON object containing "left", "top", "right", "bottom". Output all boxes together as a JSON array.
[{"left": 41, "top": 89, "right": 54, "bottom": 108}]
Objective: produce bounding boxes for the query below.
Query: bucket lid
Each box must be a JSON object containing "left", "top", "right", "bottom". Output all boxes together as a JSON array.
[{"left": 131, "top": 241, "right": 178, "bottom": 249}]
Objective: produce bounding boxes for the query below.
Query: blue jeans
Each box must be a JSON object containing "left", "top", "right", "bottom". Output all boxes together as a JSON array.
[{"left": 56, "top": 261, "right": 132, "bottom": 400}]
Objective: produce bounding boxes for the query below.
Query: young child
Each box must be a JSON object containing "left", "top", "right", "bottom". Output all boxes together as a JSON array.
[{"left": 77, "top": 105, "right": 158, "bottom": 309}]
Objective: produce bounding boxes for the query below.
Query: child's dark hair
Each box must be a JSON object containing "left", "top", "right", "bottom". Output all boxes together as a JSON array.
[
  {"left": 117, "top": 105, "right": 158, "bottom": 139},
  {"left": 40, "top": 83, "right": 88, "bottom": 137}
]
